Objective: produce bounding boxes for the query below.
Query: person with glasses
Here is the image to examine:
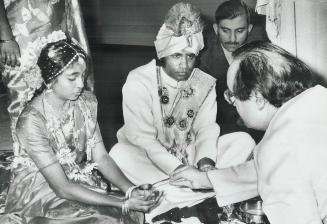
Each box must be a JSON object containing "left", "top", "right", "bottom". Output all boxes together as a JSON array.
[{"left": 171, "top": 41, "right": 327, "bottom": 224}]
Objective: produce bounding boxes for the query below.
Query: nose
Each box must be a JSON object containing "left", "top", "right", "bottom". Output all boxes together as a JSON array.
[
  {"left": 230, "top": 31, "right": 236, "bottom": 42},
  {"left": 179, "top": 56, "right": 188, "bottom": 71},
  {"left": 76, "top": 76, "right": 84, "bottom": 89}
]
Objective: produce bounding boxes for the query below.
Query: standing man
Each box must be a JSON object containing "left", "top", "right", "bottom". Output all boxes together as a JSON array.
[
  {"left": 199, "top": 0, "right": 267, "bottom": 139},
  {"left": 109, "top": 2, "right": 255, "bottom": 221}
]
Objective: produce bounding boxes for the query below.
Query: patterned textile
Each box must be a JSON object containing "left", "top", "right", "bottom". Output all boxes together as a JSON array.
[
  {"left": 0, "top": 150, "right": 13, "bottom": 215},
  {"left": 158, "top": 68, "right": 216, "bottom": 164},
  {"left": 1, "top": 0, "right": 94, "bottom": 155},
  {"left": 0, "top": 91, "right": 143, "bottom": 224}
]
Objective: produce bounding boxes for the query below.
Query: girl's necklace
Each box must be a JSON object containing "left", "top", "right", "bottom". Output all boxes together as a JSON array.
[{"left": 43, "top": 93, "right": 85, "bottom": 154}]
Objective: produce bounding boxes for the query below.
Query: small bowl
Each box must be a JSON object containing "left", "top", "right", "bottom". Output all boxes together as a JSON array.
[{"left": 235, "top": 200, "right": 268, "bottom": 224}]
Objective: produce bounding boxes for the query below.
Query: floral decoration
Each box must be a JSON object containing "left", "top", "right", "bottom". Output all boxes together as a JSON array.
[{"left": 19, "top": 30, "right": 66, "bottom": 87}]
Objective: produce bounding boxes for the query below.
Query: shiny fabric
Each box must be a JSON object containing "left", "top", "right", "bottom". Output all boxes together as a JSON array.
[
  {"left": 1, "top": 0, "right": 94, "bottom": 155},
  {"left": 0, "top": 91, "right": 143, "bottom": 224}
]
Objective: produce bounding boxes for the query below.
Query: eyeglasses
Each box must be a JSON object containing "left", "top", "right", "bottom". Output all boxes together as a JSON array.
[{"left": 224, "top": 89, "right": 236, "bottom": 105}]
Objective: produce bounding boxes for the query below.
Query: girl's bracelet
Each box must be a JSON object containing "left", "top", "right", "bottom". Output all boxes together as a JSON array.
[
  {"left": 122, "top": 199, "right": 130, "bottom": 215},
  {"left": 0, "top": 37, "right": 15, "bottom": 43},
  {"left": 125, "top": 185, "right": 138, "bottom": 199}
]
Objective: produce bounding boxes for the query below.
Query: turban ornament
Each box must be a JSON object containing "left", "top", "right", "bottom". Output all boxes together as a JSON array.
[{"left": 154, "top": 2, "right": 204, "bottom": 59}]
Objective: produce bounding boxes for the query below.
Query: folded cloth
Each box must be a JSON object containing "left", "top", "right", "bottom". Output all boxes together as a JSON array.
[{"left": 145, "top": 179, "right": 215, "bottom": 223}]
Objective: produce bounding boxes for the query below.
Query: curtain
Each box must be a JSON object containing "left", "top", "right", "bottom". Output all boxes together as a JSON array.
[{"left": 256, "top": 0, "right": 327, "bottom": 82}]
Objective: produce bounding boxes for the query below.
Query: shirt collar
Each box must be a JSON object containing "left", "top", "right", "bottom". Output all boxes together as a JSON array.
[{"left": 221, "top": 44, "right": 233, "bottom": 65}]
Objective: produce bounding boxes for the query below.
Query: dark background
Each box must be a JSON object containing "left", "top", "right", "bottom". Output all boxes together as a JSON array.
[
  {"left": 78, "top": 0, "right": 264, "bottom": 149},
  {"left": 0, "top": 0, "right": 263, "bottom": 150}
]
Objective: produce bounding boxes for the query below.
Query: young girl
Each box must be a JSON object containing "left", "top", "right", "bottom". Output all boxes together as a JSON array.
[
  {"left": 0, "top": 38, "right": 160, "bottom": 224},
  {"left": 0, "top": 0, "right": 94, "bottom": 157}
]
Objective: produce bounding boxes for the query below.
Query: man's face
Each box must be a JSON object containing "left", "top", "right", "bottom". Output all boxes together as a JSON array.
[
  {"left": 163, "top": 49, "right": 196, "bottom": 81},
  {"left": 217, "top": 14, "right": 252, "bottom": 52}
]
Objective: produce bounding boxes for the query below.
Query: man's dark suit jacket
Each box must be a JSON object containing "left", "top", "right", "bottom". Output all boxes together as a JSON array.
[{"left": 198, "top": 20, "right": 268, "bottom": 139}]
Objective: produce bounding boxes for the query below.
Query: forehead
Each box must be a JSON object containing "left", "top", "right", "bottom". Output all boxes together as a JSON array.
[
  {"left": 227, "top": 59, "right": 241, "bottom": 89},
  {"left": 63, "top": 57, "right": 86, "bottom": 74},
  {"left": 218, "top": 14, "right": 248, "bottom": 29},
  {"left": 169, "top": 48, "right": 195, "bottom": 56}
]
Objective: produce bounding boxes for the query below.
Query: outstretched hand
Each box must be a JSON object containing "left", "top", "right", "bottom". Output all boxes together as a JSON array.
[
  {"left": 169, "top": 165, "right": 213, "bottom": 189},
  {"left": 128, "top": 184, "right": 163, "bottom": 212},
  {"left": 0, "top": 39, "right": 21, "bottom": 67},
  {"left": 126, "top": 192, "right": 162, "bottom": 213}
]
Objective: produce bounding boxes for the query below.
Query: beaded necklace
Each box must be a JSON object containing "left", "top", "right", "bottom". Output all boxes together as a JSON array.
[
  {"left": 156, "top": 66, "right": 184, "bottom": 128},
  {"left": 156, "top": 66, "right": 197, "bottom": 128}
]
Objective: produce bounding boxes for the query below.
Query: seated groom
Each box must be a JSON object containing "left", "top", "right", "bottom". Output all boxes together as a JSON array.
[{"left": 110, "top": 3, "right": 255, "bottom": 220}]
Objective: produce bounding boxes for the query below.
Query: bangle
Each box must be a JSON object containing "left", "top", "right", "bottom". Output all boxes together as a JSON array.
[
  {"left": 122, "top": 199, "right": 130, "bottom": 215},
  {"left": 0, "top": 37, "right": 15, "bottom": 43},
  {"left": 125, "top": 185, "right": 138, "bottom": 199}
]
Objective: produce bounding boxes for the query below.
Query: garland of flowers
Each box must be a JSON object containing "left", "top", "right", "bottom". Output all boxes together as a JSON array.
[
  {"left": 44, "top": 95, "right": 99, "bottom": 182},
  {"left": 20, "top": 30, "right": 66, "bottom": 91}
]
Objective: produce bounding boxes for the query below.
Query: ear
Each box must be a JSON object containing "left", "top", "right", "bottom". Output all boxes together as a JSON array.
[
  {"left": 254, "top": 92, "right": 266, "bottom": 110},
  {"left": 213, "top": 23, "right": 218, "bottom": 35},
  {"left": 248, "top": 24, "right": 253, "bottom": 33}
]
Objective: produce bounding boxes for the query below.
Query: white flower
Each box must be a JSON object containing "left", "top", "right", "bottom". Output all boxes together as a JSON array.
[
  {"left": 21, "top": 7, "right": 32, "bottom": 22},
  {"left": 56, "top": 147, "right": 76, "bottom": 166},
  {"left": 48, "top": 50, "right": 56, "bottom": 58},
  {"left": 82, "top": 163, "right": 97, "bottom": 174},
  {"left": 23, "top": 65, "right": 43, "bottom": 90},
  {"left": 14, "top": 30, "right": 67, "bottom": 103},
  {"left": 14, "top": 23, "right": 29, "bottom": 37}
]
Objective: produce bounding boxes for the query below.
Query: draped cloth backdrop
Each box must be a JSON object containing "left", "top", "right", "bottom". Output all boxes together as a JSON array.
[{"left": 256, "top": 0, "right": 327, "bottom": 82}]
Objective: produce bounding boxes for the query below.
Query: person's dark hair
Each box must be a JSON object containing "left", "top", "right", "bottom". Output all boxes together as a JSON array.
[
  {"left": 215, "top": 0, "right": 251, "bottom": 25},
  {"left": 37, "top": 38, "right": 88, "bottom": 85},
  {"left": 231, "top": 41, "right": 315, "bottom": 107}
]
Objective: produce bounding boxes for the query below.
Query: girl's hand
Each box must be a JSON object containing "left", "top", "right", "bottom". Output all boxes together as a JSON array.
[
  {"left": 131, "top": 184, "right": 162, "bottom": 200},
  {"left": 127, "top": 189, "right": 163, "bottom": 213},
  {"left": 0, "top": 39, "right": 20, "bottom": 67}
]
